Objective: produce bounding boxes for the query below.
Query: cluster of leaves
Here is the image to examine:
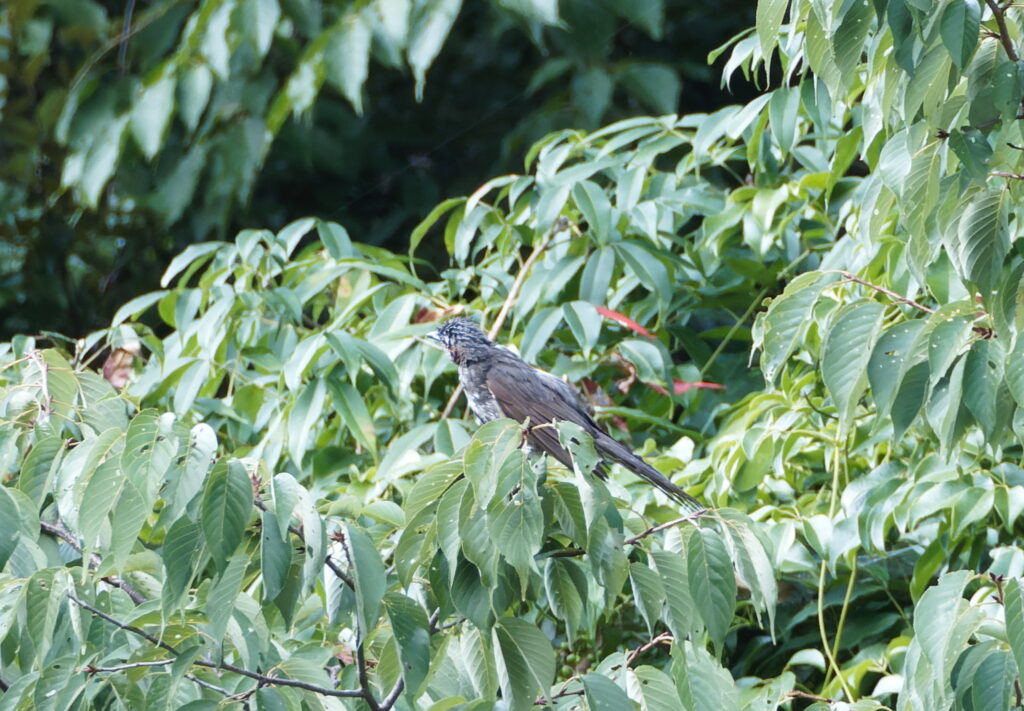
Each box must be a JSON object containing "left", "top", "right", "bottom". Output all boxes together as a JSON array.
[{"left": 0, "top": 103, "right": 804, "bottom": 709}]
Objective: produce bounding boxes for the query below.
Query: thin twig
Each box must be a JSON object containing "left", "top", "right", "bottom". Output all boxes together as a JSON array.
[
  {"left": 440, "top": 218, "right": 567, "bottom": 419},
  {"left": 984, "top": 0, "right": 1020, "bottom": 61},
  {"left": 69, "top": 593, "right": 368, "bottom": 699},
  {"left": 624, "top": 512, "right": 703, "bottom": 546},
  {"left": 835, "top": 271, "right": 934, "bottom": 314},
  {"left": 990, "top": 170, "right": 1024, "bottom": 180},
  {"left": 535, "top": 631, "right": 676, "bottom": 706},
  {"left": 379, "top": 678, "right": 406, "bottom": 711},
  {"left": 789, "top": 690, "right": 834, "bottom": 703},
  {"left": 69, "top": 593, "right": 178, "bottom": 654},
  {"left": 40, "top": 520, "right": 146, "bottom": 604},
  {"left": 117, "top": 0, "right": 136, "bottom": 73},
  {"left": 85, "top": 660, "right": 174, "bottom": 673},
  {"left": 624, "top": 632, "right": 673, "bottom": 665}
]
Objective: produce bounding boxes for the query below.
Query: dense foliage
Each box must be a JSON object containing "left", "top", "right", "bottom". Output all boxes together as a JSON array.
[
  {"left": 0, "top": 0, "right": 751, "bottom": 338},
  {"left": 4, "top": 0, "right": 1024, "bottom": 709}
]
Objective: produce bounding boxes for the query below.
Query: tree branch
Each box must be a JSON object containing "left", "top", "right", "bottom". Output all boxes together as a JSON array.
[
  {"left": 40, "top": 519, "right": 146, "bottom": 604},
  {"left": 68, "top": 592, "right": 368, "bottom": 699},
  {"left": 85, "top": 660, "right": 174, "bottom": 673},
  {"left": 624, "top": 512, "right": 704, "bottom": 546},
  {"left": 985, "top": 0, "right": 1020, "bottom": 61},
  {"left": 625, "top": 632, "right": 674, "bottom": 665},
  {"left": 835, "top": 271, "right": 934, "bottom": 315}
]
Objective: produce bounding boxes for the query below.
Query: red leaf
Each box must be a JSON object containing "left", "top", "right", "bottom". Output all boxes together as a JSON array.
[
  {"left": 673, "top": 379, "right": 724, "bottom": 393},
  {"left": 595, "top": 305, "right": 654, "bottom": 338}
]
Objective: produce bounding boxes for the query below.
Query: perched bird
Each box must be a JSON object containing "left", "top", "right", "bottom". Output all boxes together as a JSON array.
[{"left": 434, "top": 317, "right": 704, "bottom": 513}]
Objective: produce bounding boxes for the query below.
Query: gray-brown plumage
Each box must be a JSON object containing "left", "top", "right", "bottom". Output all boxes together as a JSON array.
[{"left": 434, "top": 317, "right": 704, "bottom": 513}]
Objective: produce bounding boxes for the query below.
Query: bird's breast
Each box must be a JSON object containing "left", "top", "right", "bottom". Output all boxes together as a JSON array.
[{"left": 458, "top": 363, "right": 505, "bottom": 423}]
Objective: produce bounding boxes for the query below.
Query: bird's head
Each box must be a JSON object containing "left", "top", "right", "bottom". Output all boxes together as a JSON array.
[{"left": 433, "top": 317, "right": 492, "bottom": 365}]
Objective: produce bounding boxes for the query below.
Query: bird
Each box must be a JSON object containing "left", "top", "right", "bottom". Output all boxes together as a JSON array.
[{"left": 433, "top": 317, "right": 704, "bottom": 513}]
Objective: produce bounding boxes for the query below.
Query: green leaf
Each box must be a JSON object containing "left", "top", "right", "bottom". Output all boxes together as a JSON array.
[
  {"left": 110, "top": 290, "right": 169, "bottom": 326},
  {"left": 651, "top": 549, "right": 697, "bottom": 643},
  {"left": 582, "top": 673, "right": 633, "bottom": 711},
  {"left": 130, "top": 69, "right": 176, "bottom": 160},
  {"left": 632, "top": 665, "right": 685, "bottom": 710},
  {"left": 868, "top": 319, "right": 927, "bottom": 421},
  {"left": 673, "top": 641, "right": 741, "bottom": 709},
  {"left": 957, "top": 188, "right": 1010, "bottom": 295},
  {"left": 325, "top": 12, "right": 371, "bottom": 114},
  {"left": 261, "top": 509, "right": 291, "bottom": 600},
  {"left": 205, "top": 552, "right": 247, "bottom": 645},
  {"left": 492, "top": 617, "right": 556, "bottom": 711},
  {"left": 1005, "top": 578, "right": 1024, "bottom": 681},
  {"left": 963, "top": 339, "right": 1003, "bottom": 439},
  {"left": 756, "top": 271, "right": 833, "bottom": 383},
  {"left": 327, "top": 379, "right": 377, "bottom": 457},
  {"left": 346, "top": 523, "right": 386, "bottom": 635},
  {"left": 287, "top": 377, "right": 327, "bottom": 465},
  {"left": 941, "top": 0, "right": 981, "bottom": 68},
  {"left": 970, "top": 648, "right": 1015, "bottom": 711},
  {"left": 0, "top": 487, "right": 21, "bottom": 569},
  {"left": 630, "top": 561, "right": 666, "bottom": 635},
  {"left": 925, "top": 356, "right": 967, "bottom": 454},
  {"left": 948, "top": 128, "right": 992, "bottom": 182},
  {"left": 162, "top": 514, "right": 203, "bottom": 614},
  {"left": 685, "top": 526, "right": 736, "bottom": 655},
  {"left": 832, "top": 0, "right": 871, "bottom": 90},
  {"left": 756, "top": 0, "right": 788, "bottom": 58},
  {"left": 487, "top": 458, "right": 543, "bottom": 584},
  {"left": 384, "top": 592, "right": 432, "bottom": 695},
  {"left": 18, "top": 433, "right": 63, "bottom": 509},
  {"left": 563, "top": 301, "right": 601, "bottom": 353},
  {"left": 716, "top": 509, "right": 777, "bottom": 635},
  {"left": 407, "top": 0, "right": 461, "bottom": 101},
  {"left": 199, "top": 460, "right": 252, "bottom": 570},
  {"left": 544, "top": 558, "right": 586, "bottom": 642},
  {"left": 615, "top": 241, "right": 671, "bottom": 310},
  {"left": 821, "top": 300, "right": 885, "bottom": 434}
]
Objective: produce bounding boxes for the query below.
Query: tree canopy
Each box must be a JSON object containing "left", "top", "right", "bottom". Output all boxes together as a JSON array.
[{"left": 3, "top": 0, "right": 1024, "bottom": 709}]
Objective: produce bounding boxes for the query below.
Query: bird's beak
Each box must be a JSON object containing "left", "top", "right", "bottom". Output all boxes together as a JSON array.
[{"left": 419, "top": 331, "right": 444, "bottom": 350}]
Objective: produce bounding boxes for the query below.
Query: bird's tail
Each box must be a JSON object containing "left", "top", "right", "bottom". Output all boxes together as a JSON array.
[{"left": 596, "top": 432, "right": 706, "bottom": 515}]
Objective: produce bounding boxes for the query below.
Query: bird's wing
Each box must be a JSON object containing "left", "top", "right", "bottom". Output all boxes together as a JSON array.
[{"left": 484, "top": 356, "right": 597, "bottom": 472}]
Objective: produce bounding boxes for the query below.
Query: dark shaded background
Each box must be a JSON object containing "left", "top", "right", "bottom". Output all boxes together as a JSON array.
[{"left": 0, "top": 0, "right": 756, "bottom": 339}]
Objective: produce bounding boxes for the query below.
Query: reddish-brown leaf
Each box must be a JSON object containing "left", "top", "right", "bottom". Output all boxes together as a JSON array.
[{"left": 595, "top": 305, "right": 654, "bottom": 338}]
